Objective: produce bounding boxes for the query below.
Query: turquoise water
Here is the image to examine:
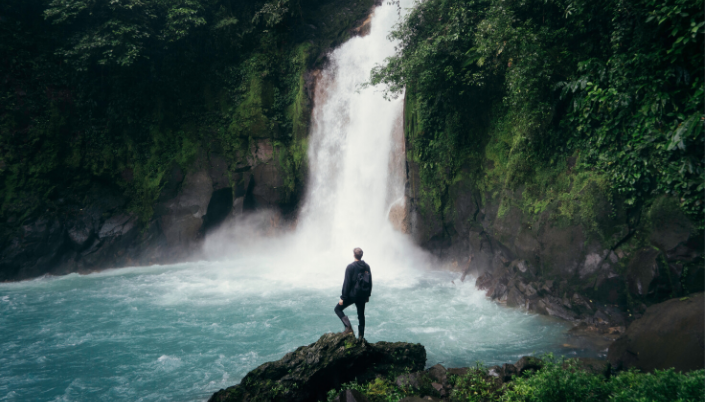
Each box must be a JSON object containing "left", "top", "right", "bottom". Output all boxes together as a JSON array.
[{"left": 0, "top": 258, "right": 589, "bottom": 402}]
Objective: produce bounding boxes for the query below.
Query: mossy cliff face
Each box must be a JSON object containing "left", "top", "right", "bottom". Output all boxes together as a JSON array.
[
  {"left": 0, "top": 0, "right": 375, "bottom": 281},
  {"left": 374, "top": 0, "right": 703, "bottom": 317},
  {"left": 403, "top": 87, "right": 703, "bottom": 318}
]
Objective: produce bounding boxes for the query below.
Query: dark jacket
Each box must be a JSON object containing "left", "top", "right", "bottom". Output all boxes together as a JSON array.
[{"left": 340, "top": 260, "right": 372, "bottom": 302}]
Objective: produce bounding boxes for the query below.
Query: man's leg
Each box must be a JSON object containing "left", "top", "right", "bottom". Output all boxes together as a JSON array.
[
  {"left": 355, "top": 301, "right": 366, "bottom": 341},
  {"left": 334, "top": 300, "right": 354, "bottom": 335}
]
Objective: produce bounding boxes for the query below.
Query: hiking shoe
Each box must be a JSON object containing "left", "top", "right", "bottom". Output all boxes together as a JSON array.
[{"left": 340, "top": 316, "right": 354, "bottom": 336}]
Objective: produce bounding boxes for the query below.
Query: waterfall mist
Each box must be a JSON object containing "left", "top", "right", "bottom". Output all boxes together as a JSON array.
[{"left": 203, "top": 0, "right": 433, "bottom": 288}]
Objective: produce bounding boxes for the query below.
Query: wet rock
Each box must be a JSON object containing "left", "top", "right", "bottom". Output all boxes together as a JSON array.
[
  {"left": 538, "top": 296, "right": 577, "bottom": 321},
  {"left": 333, "top": 389, "right": 369, "bottom": 402},
  {"left": 625, "top": 248, "right": 660, "bottom": 296},
  {"left": 513, "top": 259, "right": 536, "bottom": 278},
  {"left": 67, "top": 219, "right": 94, "bottom": 250},
  {"left": 209, "top": 333, "right": 426, "bottom": 402},
  {"left": 514, "top": 356, "right": 543, "bottom": 375},
  {"left": 426, "top": 364, "right": 447, "bottom": 385},
  {"left": 158, "top": 169, "right": 213, "bottom": 246},
  {"left": 158, "top": 163, "right": 185, "bottom": 202},
  {"left": 500, "top": 363, "right": 518, "bottom": 382},
  {"left": 475, "top": 272, "right": 495, "bottom": 290},
  {"left": 253, "top": 139, "right": 274, "bottom": 163},
  {"left": 208, "top": 154, "right": 231, "bottom": 191},
  {"left": 488, "top": 282, "right": 508, "bottom": 302},
  {"left": 506, "top": 285, "right": 527, "bottom": 308},
  {"left": 571, "top": 293, "right": 594, "bottom": 315},
  {"left": 250, "top": 163, "right": 286, "bottom": 208},
  {"left": 608, "top": 292, "right": 704, "bottom": 373},
  {"left": 98, "top": 213, "right": 137, "bottom": 238},
  {"left": 580, "top": 252, "right": 605, "bottom": 279},
  {"left": 589, "top": 274, "right": 624, "bottom": 305},
  {"left": 541, "top": 280, "right": 554, "bottom": 293},
  {"left": 524, "top": 282, "right": 538, "bottom": 298},
  {"left": 178, "top": 170, "right": 213, "bottom": 219}
]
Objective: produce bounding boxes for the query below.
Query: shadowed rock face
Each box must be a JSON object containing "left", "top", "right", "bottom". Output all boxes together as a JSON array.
[
  {"left": 608, "top": 292, "right": 705, "bottom": 373},
  {"left": 209, "top": 333, "right": 426, "bottom": 402},
  {"left": 0, "top": 147, "right": 295, "bottom": 281}
]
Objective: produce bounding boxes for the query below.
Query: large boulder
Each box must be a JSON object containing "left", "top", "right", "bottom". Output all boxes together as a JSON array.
[
  {"left": 209, "top": 333, "right": 426, "bottom": 402},
  {"left": 158, "top": 169, "right": 213, "bottom": 247},
  {"left": 608, "top": 292, "right": 704, "bottom": 372}
]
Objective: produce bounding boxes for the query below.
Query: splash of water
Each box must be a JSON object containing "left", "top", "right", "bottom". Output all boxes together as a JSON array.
[{"left": 204, "top": 0, "right": 427, "bottom": 287}]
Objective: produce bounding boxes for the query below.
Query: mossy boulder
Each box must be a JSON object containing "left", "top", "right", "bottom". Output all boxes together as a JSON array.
[{"left": 209, "top": 333, "right": 426, "bottom": 402}]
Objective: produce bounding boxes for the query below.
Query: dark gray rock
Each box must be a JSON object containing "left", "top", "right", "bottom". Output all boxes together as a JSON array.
[
  {"left": 158, "top": 169, "right": 213, "bottom": 247},
  {"left": 506, "top": 285, "right": 527, "bottom": 308},
  {"left": 98, "top": 213, "right": 137, "bottom": 239},
  {"left": 67, "top": 220, "right": 94, "bottom": 250},
  {"left": 209, "top": 333, "right": 426, "bottom": 402},
  {"left": 626, "top": 248, "right": 660, "bottom": 296},
  {"left": 501, "top": 363, "right": 518, "bottom": 382},
  {"left": 514, "top": 356, "right": 543, "bottom": 375},
  {"left": 608, "top": 292, "right": 704, "bottom": 373},
  {"left": 538, "top": 296, "right": 578, "bottom": 321},
  {"left": 426, "top": 363, "right": 447, "bottom": 385}
]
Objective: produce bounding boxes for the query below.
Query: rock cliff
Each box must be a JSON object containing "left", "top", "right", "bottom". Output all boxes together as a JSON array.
[
  {"left": 403, "top": 143, "right": 703, "bottom": 321},
  {"left": 209, "top": 332, "right": 426, "bottom": 402}
]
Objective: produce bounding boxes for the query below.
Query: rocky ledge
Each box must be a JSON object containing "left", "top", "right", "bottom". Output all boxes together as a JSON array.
[
  {"left": 476, "top": 260, "right": 628, "bottom": 344},
  {"left": 208, "top": 332, "right": 613, "bottom": 402},
  {"left": 209, "top": 333, "right": 426, "bottom": 402},
  {"left": 208, "top": 318, "right": 704, "bottom": 402}
]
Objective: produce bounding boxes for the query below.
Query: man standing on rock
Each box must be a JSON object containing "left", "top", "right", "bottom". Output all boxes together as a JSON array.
[{"left": 335, "top": 247, "right": 372, "bottom": 341}]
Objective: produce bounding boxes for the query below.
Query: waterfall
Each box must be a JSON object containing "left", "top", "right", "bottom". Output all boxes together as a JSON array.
[
  {"left": 203, "top": 0, "right": 428, "bottom": 285},
  {"left": 292, "top": 0, "right": 423, "bottom": 279},
  {"left": 297, "top": 2, "right": 406, "bottom": 247}
]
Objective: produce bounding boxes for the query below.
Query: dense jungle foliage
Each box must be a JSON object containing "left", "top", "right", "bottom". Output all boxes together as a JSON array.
[
  {"left": 0, "top": 0, "right": 371, "bottom": 229},
  {"left": 327, "top": 356, "right": 705, "bottom": 402},
  {"left": 371, "top": 0, "right": 704, "bottom": 231}
]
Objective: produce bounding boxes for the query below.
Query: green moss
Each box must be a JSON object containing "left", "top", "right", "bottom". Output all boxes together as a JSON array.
[
  {"left": 285, "top": 43, "right": 312, "bottom": 141},
  {"left": 230, "top": 75, "right": 271, "bottom": 138}
]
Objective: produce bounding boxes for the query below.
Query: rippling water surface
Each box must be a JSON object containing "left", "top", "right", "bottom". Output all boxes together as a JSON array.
[{"left": 0, "top": 258, "right": 591, "bottom": 402}]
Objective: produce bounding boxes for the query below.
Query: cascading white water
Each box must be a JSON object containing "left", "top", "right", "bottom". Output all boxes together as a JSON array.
[
  {"left": 297, "top": 2, "right": 407, "bottom": 251},
  {"left": 0, "top": 3, "right": 592, "bottom": 401},
  {"left": 288, "top": 0, "right": 428, "bottom": 286}
]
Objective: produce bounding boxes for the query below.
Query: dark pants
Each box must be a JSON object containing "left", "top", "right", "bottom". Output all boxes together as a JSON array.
[{"left": 334, "top": 300, "right": 366, "bottom": 327}]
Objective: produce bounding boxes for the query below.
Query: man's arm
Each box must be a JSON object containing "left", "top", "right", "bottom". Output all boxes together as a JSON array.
[{"left": 340, "top": 265, "right": 352, "bottom": 302}]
